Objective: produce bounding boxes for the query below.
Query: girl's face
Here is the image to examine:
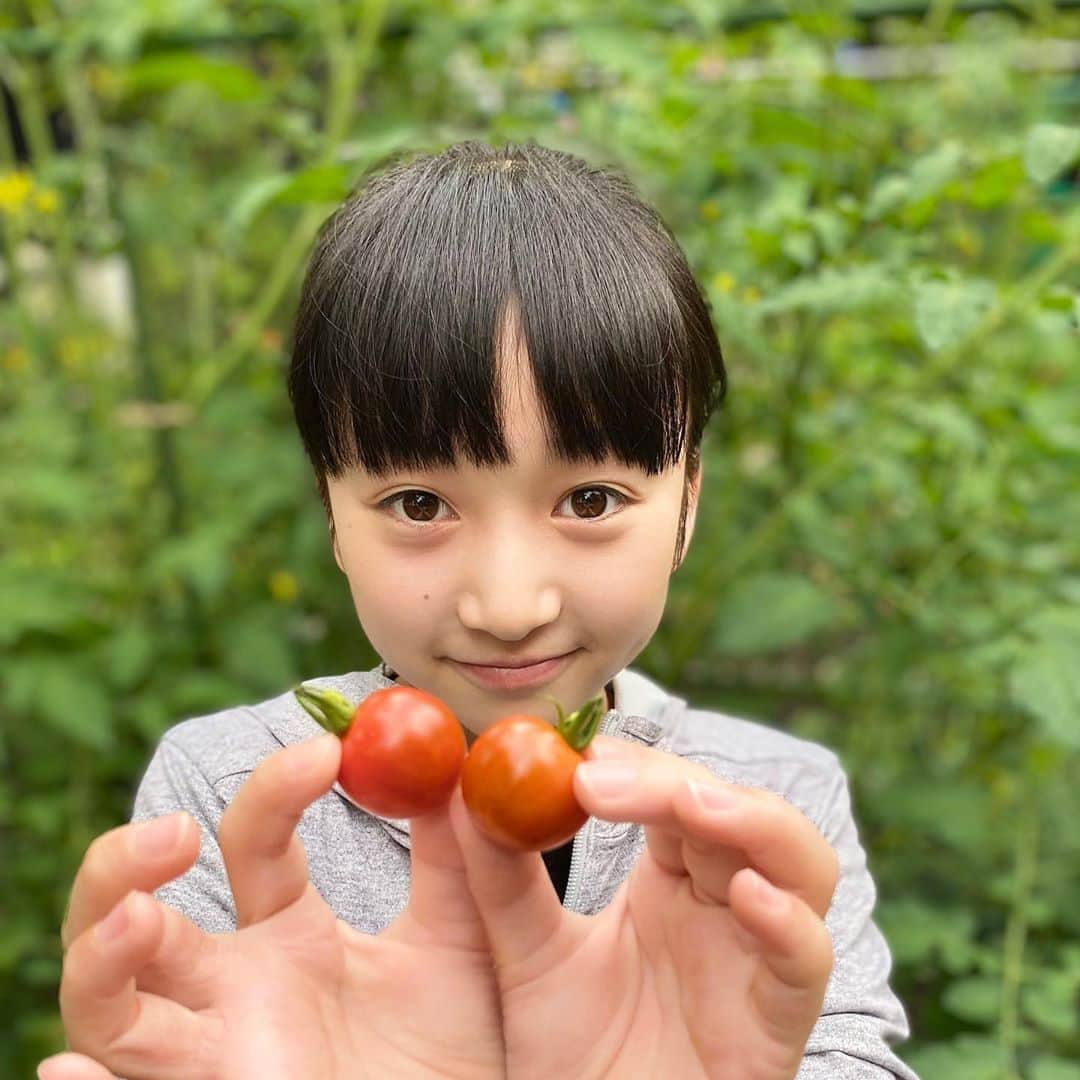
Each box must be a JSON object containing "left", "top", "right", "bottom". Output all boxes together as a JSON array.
[{"left": 326, "top": 341, "right": 701, "bottom": 739}]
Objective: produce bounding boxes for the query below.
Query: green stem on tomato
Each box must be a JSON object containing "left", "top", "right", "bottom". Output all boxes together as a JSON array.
[
  {"left": 542, "top": 693, "right": 608, "bottom": 752},
  {"left": 293, "top": 685, "right": 355, "bottom": 737}
]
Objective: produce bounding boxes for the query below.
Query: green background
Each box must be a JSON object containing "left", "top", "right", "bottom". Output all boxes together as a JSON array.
[{"left": 2, "top": 2, "right": 1078, "bottom": 1076}]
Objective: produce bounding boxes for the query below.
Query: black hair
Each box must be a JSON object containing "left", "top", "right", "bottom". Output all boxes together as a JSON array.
[{"left": 287, "top": 140, "right": 727, "bottom": 571}]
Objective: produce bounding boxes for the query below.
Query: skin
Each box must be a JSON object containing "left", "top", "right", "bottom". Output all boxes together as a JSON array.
[
  {"left": 44, "top": 736, "right": 504, "bottom": 1080},
  {"left": 43, "top": 312, "right": 840, "bottom": 1079}
]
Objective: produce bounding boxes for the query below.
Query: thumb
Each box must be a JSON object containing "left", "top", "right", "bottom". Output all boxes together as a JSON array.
[
  {"left": 37, "top": 1053, "right": 118, "bottom": 1080},
  {"left": 447, "top": 787, "right": 578, "bottom": 976}
]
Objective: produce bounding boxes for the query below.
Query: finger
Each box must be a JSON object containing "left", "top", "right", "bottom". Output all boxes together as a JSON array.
[
  {"left": 674, "top": 779, "right": 839, "bottom": 917},
  {"left": 386, "top": 797, "right": 487, "bottom": 952},
  {"left": 728, "top": 868, "right": 834, "bottom": 1042},
  {"left": 585, "top": 733, "right": 660, "bottom": 761},
  {"left": 62, "top": 885, "right": 222, "bottom": 1016},
  {"left": 62, "top": 812, "right": 199, "bottom": 951},
  {"left": 37, "top": 1053, "right": 119, "bottom": 1080},
  {"left": 217, "top": 734, "right": 340, "bottom": 927},
  {"left": 662, "top": 826, "right": 750, "bottom": 905},
  {"left": 447, "top": 786, "right": 582, "bottom": 983},
  {"left": 585, "top": 738, "right": 738, "bottom": 890},
  {"left": 574, "top": 759, "right": 839, "bottom": 917},
  {"left": 60, "top": 890, "right": 224, "bottom": 1080}
]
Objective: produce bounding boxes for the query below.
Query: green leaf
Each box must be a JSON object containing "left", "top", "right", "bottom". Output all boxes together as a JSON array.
[
  {"left": 711, "top": 573, "right": 842, "bottom": 656},
  {"left": 905, "top": 1035, "right": 1008, "bottom": 1079},
  {"left": 908, "top": 139, "right": 966, "bottom": 202},
  {"left": 275, "top": 163, "right": 351, "bottom": 205},
  {"left": 942, "top": 975, "right": 1001, "bottom": 1024},
  {"left": 1030, "top": 1060, "right": 1080, "bottom": 1080},
  {"left": 913, "top": 275, "right": 997, "bottom": 351},
  {"left": 1024, "top": 123, "right": 1080, "bottom": 185},
  {"left": 864, "top": 175, "right": 909, "bottom": 220},
  {"left": 103, "top": 623, "right": 156, "bottom": 691},
  {"left": 756, "top": 264, "right": 900, "bottom": 315},
  {"left": 1009, "top": 635, "right": 1080, "bottom": 749},
  {"left": 0, "top": 577, "right": 90, "bottom": 646},
  {"left": 1026, "top": 391, "right": 1080, "bottom": 453},
  {"left": 877, "top": 899, "right": 978, "bottom": 972},
  {"left": 125, "top": 52, "right": 266, "bottom": 102},
  {"left": 223, "top": 173, "right": 295, "bottom": 238},
  {"left": 2, "top": 656, "right": 115, "bottom": 750},
  {"left": 1022, "top": 970, "right": 1080, "bottom": 1039}
]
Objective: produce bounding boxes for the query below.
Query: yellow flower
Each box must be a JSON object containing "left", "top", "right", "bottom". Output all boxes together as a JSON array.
[
  {"left": 700, "top": 199, "right": 721, "bottom": 222},
  {"left": 269, "top": 570, "right": 299, "bottom": 603},
  {"left": 741, "top": 285, "right": 762, "bottom": 304},
  {"left": 0, "top": 170, "right": 33, "bottom": 215},
  {"left": 713, "top": 271, "right": 736, "bottom": 293},
  {"left": 32, "top": 188, "right": 59, "bottom": 214}
]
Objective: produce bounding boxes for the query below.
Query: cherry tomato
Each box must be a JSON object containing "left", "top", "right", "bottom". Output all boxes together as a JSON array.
[
  {"left": 461, "top": 692, "right": 608, "bottom": 852},
  {"left": 293, "top": 683, "right": 466, "bottom": 818}
]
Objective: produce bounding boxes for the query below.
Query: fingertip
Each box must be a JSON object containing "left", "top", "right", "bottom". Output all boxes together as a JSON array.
[
  {"left": 38, "top": 1052, "right": 115, "bottom": 1080},
  {"left": 584, "top": 734, "right": 634, "bottom": 760},
  {"left": 283, "top": 733, "right": 341, "bottom": 783},
  {"left": 733, "top": 867, "right": 785, "bottom": 912}
]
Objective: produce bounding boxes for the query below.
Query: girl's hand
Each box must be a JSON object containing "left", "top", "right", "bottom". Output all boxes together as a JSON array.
[
  {"left": 46, "top": 735, "right": 503, "bottom": 1080},
  {"left": 451, "top": 734, "right": 840, "bottom": 1080}
]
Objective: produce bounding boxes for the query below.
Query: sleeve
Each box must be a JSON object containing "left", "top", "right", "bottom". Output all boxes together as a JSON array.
[
  {"left": 795, "top": 761, "right": 921, "bottom": 1080},
  {"left": 130, "top": 734, "right": 244, "bottom": 935}
]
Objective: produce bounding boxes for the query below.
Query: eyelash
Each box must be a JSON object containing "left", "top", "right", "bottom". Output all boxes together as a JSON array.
[{"left": 377, "top": 486, "right": 630, "bottom": 530}]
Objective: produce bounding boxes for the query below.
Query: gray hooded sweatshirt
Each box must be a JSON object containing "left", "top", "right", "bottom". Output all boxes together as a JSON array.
[{"left": 132, "top": 662, "right": 919, "bottom": 1079}]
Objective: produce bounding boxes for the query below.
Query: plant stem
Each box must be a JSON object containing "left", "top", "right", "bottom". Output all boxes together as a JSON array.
[{"left": 998, "top": 791, "right": 1038, "bottom": 1077}]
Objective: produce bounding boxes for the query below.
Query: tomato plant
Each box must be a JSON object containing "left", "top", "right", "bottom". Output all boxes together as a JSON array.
[
  {"left": 461, "top": 692, "right": 608, "bottom": 852},
  {"left": 293, "top": 684, "right": 466, "bottom": 818}
]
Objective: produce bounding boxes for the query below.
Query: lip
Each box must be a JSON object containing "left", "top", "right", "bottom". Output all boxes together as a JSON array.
[{"left": 450, "top": 650, "right": 578, "bottom": 692}]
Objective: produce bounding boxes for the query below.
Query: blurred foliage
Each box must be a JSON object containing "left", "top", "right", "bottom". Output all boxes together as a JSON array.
[{"left": 2, "top": 0, "right": 1078, "bottom": 1076}]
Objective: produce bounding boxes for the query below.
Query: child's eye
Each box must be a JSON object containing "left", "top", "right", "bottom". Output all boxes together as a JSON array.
[
  {"left": 378, "top": 486, "right": 629, "bottom": 528},
  {"left": 379, "top": 490, "right": 450, "bottom": 527},
  {"left": 555, "top": 486, "right": 629, "bottom": 521}
]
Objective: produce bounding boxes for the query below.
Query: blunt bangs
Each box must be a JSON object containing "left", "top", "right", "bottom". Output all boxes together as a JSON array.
[{"left": 288, "top": 140, "right": 726, "bottom": 492}]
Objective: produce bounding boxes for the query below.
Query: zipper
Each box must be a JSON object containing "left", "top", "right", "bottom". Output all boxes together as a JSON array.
[{"left": 562, "top": 706, "right": 624, "bottom": 910}]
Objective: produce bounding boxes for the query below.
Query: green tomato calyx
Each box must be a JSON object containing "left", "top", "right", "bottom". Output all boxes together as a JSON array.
[
  {"left": 541, "top": 692, "right": 608, "bottom": 752},
  {"left": 293, "top": 684, "right": 355, "bottom": 737}
]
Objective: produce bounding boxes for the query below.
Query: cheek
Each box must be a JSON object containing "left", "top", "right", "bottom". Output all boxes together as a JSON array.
[
  {"left": 333, "top": 534, "right": 441, "bottom": 628},
  {"left": 570, "top": 530, "right": 675, "bottom": 632}
]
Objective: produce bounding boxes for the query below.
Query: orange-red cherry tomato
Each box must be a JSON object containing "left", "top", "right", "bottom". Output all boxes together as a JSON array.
[
  {"left": 294, "top": 683, "right": 466, "bottom": 818},
  {"left": 461, "top": 694, "right": 607, "bottom": 852}
]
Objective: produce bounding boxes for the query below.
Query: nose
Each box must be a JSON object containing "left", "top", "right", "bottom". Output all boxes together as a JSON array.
[{"left": 456, "top": 523, "right": 562, "bottom": 642}]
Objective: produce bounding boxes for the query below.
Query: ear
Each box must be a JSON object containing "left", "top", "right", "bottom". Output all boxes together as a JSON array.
[
  {"left": 331, "top": 528, "right": 344, "bottom": 573},
  {"left": 677, "top": 457, "right": 703, "bottom": 570}
]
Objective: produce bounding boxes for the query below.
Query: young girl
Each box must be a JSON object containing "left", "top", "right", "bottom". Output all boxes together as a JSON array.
[{"left": 42, "top": 141, "right": 918, "bottom": 1079}]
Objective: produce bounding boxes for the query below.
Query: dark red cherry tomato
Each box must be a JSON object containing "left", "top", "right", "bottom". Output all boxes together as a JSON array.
[
  {"left": 293, "top": 683, "right": 466, "bottom": 818},
  {"left": 461, "top": 693, "right": 607, "bottom": 852}
]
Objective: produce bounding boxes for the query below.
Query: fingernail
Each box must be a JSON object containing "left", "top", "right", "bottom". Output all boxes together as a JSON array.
[
  {"left": 576, "top": 761, "right": 637, "bottom": 798},
  {"left": 688, "top": 779, "right": 739, "bottom": 814},
  {"left": 96, "top": 894, "right": 131, "bottom": 945},
  {"left": 132, "top": 812, "right": 182, "bottom": 857}
]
